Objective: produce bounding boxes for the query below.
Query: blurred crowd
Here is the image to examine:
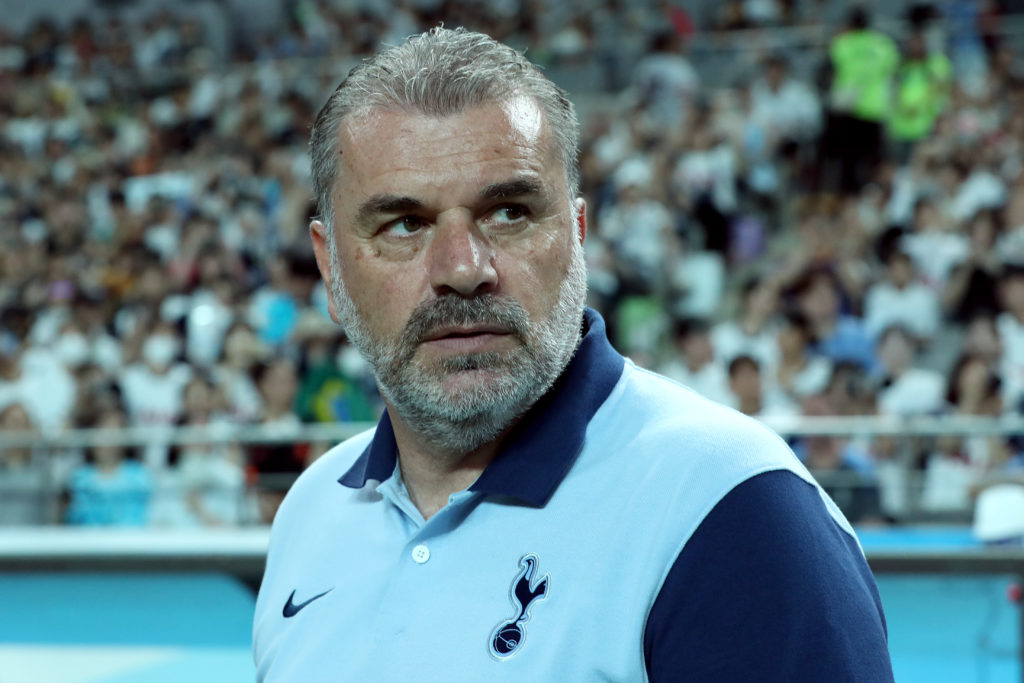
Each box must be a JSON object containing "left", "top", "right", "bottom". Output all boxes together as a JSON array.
[{"left": 1, "top": 0, "right": 1024, "bottom": 528}]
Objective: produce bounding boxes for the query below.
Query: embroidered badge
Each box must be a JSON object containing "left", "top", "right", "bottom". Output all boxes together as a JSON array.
[{"left": 489, "top": 554, "right": 549, "bottom": 659}]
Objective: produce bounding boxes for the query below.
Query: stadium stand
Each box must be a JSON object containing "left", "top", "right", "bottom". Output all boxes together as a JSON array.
[{"left": 2, "top": 0, "right": 1024, "bottom": 533}]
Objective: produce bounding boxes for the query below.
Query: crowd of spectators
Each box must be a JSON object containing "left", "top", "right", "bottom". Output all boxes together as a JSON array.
[{"left": 2, "top": 0, "right": 1024, "bottom": 529}]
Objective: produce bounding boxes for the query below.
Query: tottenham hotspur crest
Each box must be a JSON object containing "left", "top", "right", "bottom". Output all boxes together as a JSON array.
[{"left": 489, "top": 554, "right": 549, "bottom": 659}]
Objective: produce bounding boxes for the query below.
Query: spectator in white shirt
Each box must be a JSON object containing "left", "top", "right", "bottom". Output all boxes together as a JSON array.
[
  {"left": 750, "top": 54, "right": 821, "bottom": 148},
  {"left": 922, "top": 354, "right": 1005, "bottom": 512},
  {"left": 169, "top": 375, "right": 249, "bottom": 527},
  {"left": 727, "top": 354, "right": 797, "bottom": 418},
  {"left": 598, "top": 160, "right": 678, "bottom": 292},
  {"left": 997, "top": 263, "right": 1024, "bottom": 412},
  {"left": 0, "top": 403, "right": 56, "bottom": 525},
  {"left": 902, "top": 196, "right": 969, "bottom": 291},
  {"left": 995, "top": 185, "right": 1024, "bottom": 263},
  {"left": 660, "top": 318, "right": 731, "bottom": 406},
  {"left": 943, "top": 208, "right": 1002, "bottom": 324},
  {"left": 711, "top": 274, "right": 780, "bottom": 371},
  {"left": 213, "top": 322, "right": 267, "bottom": 423},
  {"left": 864, "top": 249, "right": 940, "bottom": 343},
  {"left": 255, "top": 356, "right": 302, "bottom": 430},
  {"left": 774, "top": 310, "right": 833, "bottom": 403},
  {"left": 0, "top": 307, "right": 76, "bottom": 432},
  {"left": 632, "top": 31, "right": 699, "bottom": 130},
  {"left": 673, "top": 121, "right": 738, "bottom": 220},
  {"left": 119, "top": 324, "right": 192, "bottom": 469},
  {"left": 875, "top": 325, "right": 945, "bottom": 416},
  {"left": 963, "top": 312, "right": 1004, "bottom": 368}
]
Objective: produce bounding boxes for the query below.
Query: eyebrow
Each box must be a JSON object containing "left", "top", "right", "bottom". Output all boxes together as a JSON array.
[
  {"left": 479, "top": 178, "right": 544, "bottom": 201},
  {"left": 354, "top": 178, "right": 545, "bottom": 226},
  {"left": 355, "top": 195, "right": 425, "bottom": 226}
]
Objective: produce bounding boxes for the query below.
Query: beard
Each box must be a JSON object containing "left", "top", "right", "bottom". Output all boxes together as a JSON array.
[{"left": 328, "top": 235, "right": 587, "bottom": 455}]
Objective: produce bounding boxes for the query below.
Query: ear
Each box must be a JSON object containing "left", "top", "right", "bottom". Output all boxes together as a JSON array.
[
  {"left": 573, "top": 197, "right": 587, "bottom": 244},
  {"left": 309, "top": 219, "right": 341, "bottom": 324}
]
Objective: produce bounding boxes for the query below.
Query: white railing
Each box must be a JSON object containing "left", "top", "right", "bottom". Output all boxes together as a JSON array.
[
  {"left": 1, "top": 416, "right": 1020, "bottom": 527},
  {"left": 0, "top": 421, "right": 377, "bottom": 450},
  {"left": 1, "top": 414, "right": 1021, "bottom": 450}
]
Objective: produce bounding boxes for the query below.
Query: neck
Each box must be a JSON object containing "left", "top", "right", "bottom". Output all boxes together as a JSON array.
[
  {"left": 779, "top": 348, "right": 805, "bottom": 366},
  {"left": 807, "top": 445, "right": 840, "bottom": 469},
  {"left": 958, "top": 395, "right": 983, "bottom": 414},
  {"left": 741, "top": 313, "right": 764, "bottom": 335},
  {"left": 265, "top": 403, "right": 291, "bottom": 419},
  {"left": 685, "top": 357, "right": 706, "bottom": 373},
  {"left": 738, "top": 395, "right": 761, "bottom": 416},
  {"left": 389, "top": 407, "right": 509, "bottom": 520},
  {"left": 812, "top": 315, "right": 836, "bottom": 338},
  {"left": 95, "top": 459, "right": 121, "bottom": 474}
]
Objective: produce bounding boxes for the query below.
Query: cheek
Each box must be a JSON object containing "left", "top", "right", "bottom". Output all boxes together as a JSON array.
[
  {"left": 341, "top": 250, "right": 427, "bottom": 325},
  {"left": 503, "top": 241, "right": 568, "bottom": 306}
]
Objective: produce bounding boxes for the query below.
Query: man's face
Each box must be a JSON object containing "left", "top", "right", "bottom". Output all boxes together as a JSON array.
[
  {"left": 729, "top": 363, "right": 761, "bottom": 402},
  {"left": 777, "top": 323, "right": 805, "bottom": 356},
  {"left": 1002, "top": 276, "right": 1024, "bottom": 320},
  {"left": 682, "top": 332, "right": 712, "bottom": 368},
  {"left": 745, "top": 281, "right": 776, "bottom": 320},
  {"left": 799, "top": 276, "right": 838, "bottom": 322},
  {"left": 310, "top": 98, "right": 587, "bottom": 453},
  {"left": 887, "top": 256, "right": 912, "bottom": 289},
  {"left": 878, "top": 330, "right": 913, "bottom": 375}
]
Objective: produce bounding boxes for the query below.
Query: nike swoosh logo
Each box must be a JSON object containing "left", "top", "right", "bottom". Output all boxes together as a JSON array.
[{"left": 282, "top": 588, "right": 333, "bottom": 618}]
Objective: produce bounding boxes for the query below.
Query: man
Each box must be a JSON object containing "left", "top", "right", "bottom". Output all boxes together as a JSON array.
[
  {"left": 864, "top": 248, "right": 940, "bottom": 344},
  {"left": 822, "top": 8, "right": 898, "bottom": 194},
  {"left": 791, "top": 267, "right": 879, "bottom": 375},
  {"left": 254, "top": 27, "right": 892, "bottom": 681},
  {"left": 660, "top": 317, "right": 731, "bottom": 406},
  {"left": 888, "top": 29, "right": 952, "bottom": 162},
  {"left": 726, "top": 354, "right": 797, "bottom": 418}
]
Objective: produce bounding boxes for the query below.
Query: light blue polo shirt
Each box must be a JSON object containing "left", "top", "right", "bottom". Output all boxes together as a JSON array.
[{"left": 254, "top": 309, "right": 892, "bottom": 681}]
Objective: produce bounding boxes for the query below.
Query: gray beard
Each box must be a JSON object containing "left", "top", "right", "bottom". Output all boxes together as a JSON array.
[{"left": 328, "top": 238, "right": 587, "bottom": 455}]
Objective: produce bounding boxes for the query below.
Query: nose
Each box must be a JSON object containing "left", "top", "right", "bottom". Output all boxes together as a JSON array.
[{"left": 427, "top": 211, "right": 498, "bottom": 296}]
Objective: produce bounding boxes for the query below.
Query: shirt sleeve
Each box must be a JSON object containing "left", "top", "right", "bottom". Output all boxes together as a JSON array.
[{"left": 644, "top": 469, "right": 893, "bottom": 682}]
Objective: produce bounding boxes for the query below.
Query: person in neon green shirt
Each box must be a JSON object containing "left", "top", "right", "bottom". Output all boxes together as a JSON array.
[
  {"left": 821, "top": 8, "right": 899, "bottom": 194},
  {"left": 830, "top": 10, "right": 899, "bottom": 123},
  {"left": 890, "top": 31, "right": 952, "bottom": 159}
]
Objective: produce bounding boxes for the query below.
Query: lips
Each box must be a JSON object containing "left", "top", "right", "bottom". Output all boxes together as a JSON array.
[{"left": 422, "top": 325, "right": 512, "bottom": 342}]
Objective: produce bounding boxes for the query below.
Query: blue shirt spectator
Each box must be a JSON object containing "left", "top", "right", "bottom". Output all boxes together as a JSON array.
[
  {"left": 818, "top": 314, "right": 881, "bottom": 375},
  {"left": 66, "top": 410, "right": 151, "bottom": 526},
  {"left": 66, "top": 461, "right": 151, "bottom": 526}
]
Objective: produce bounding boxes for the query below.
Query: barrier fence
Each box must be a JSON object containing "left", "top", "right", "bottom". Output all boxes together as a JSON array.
[
  {"left": 3, "top": 415, "right": 1023, "bottom": 525},
  {"left": 3, "top": 414, "right": 1021, "bottom": 448}
]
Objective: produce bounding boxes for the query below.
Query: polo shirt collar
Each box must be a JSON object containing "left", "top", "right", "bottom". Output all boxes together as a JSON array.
[{"left": 338, "top": 308, "right": 625, "bottom": 506}]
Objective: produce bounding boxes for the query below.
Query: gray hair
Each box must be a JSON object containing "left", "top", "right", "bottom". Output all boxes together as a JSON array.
[{"left": 309, "top": 26, "right": 580, "bottom": 231}]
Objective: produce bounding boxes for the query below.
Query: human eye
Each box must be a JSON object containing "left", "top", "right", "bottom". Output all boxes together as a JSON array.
[
  {"left": 380, "top": 215, "right": 429, "bottom": 238},
  {"left": 486, "top": 204, "right": 530, "bottom": 227}
]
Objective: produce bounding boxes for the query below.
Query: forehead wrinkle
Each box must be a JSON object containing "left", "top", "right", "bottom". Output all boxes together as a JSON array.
[
  {"left": 336, "top": 105, "right": 565, "bottom": 220},
  {"left": 344, "top": 105, "right": 544, "bottom": 159}
]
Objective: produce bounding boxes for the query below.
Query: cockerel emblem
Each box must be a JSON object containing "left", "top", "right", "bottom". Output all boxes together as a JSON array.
[{"left": 489, "top": 554, "right": 549, "bottom": 658}]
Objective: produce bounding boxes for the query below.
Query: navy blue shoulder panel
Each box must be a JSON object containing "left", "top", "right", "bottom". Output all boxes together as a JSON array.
[{"left": 644, "top": 469, "right": 893, "bottom": 682}]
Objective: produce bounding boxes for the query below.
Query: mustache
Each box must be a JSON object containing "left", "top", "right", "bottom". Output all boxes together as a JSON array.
[{"left": 400, "top": 295, "right": 531, "bottom": 348}]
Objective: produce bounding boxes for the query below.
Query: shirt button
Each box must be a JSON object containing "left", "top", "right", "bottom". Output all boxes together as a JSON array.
[{"left": 411, "top": 544, "right": 430, "bottom": 564}]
